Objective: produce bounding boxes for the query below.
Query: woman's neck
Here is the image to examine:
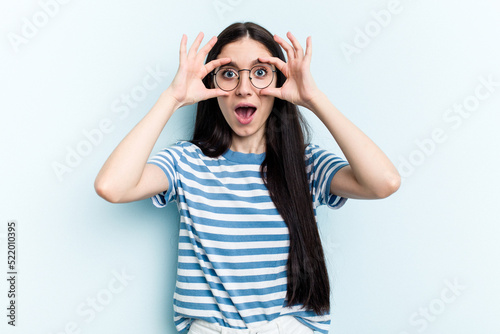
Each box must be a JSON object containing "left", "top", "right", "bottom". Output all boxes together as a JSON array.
[{"left": 230, "top": 135, "right": 266, "bottom": 154}]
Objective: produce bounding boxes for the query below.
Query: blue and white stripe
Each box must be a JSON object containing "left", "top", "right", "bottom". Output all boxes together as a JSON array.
[{"left": 147, "top": 141, "right": 348, "bottom": 333}]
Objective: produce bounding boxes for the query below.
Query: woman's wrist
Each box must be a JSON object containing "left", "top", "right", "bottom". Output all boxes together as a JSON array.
[
  {"left": 303, "top": 89, "right": 327, "bottom": 112},
  {"left": 159, "top": 87, "right": 184, "bottom": 111}
]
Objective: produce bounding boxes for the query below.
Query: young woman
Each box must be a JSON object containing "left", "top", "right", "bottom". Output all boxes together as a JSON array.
[{"left": 95, "top": 22, "right": 400, "bottom": 334}]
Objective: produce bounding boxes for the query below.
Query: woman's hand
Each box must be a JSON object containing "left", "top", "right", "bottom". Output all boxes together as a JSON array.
[
  {"left": 258, "top": 32, "right": 322, "bottom": 111},
  {"left": 165, "top": 32, "right": 231, "bottom": 109}
]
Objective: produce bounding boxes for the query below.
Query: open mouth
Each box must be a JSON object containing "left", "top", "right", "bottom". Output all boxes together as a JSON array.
[{"left": 234, "top": 106, "right": 257, "bottom": 124}]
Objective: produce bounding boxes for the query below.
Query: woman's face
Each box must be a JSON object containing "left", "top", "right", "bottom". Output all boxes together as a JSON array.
[{"left": 214, "top": 37, "right": 277, "bottom": 152}]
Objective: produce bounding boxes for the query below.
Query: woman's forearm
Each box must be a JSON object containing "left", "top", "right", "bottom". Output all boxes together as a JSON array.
[
  {"left": 307, "top": 91, "right": 401, "bottom": 197},
  {"left": 94, "top": 89, "right": 180, "bottom": 201}
]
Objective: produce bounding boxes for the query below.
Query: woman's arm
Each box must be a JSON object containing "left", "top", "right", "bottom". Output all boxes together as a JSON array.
[
  {"left": 94, "top": 32, "right": 231, "bottom": 203},
  {"left": 259, "top": 32, "right": 400, "bottom": 199},
  {"left": 94, "top": 92, "right": 179, "bottom": 203},
  {"left": 307, "top": 92, "right": 400, "bottom": 199}
]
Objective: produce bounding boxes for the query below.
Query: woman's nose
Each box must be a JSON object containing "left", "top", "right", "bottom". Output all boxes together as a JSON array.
[{"left": 235, "top": 71, "right": 253, "bottom": 95}]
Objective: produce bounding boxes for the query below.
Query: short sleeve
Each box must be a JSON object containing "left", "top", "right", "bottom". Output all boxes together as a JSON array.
[
  {"left": 146, "top": 144, "right": 181, "bottom": 208},
  {"left": 306, "top": 144, "right": 350, "bottom": 210}
]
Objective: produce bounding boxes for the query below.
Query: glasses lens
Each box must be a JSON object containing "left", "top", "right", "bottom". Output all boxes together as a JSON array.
[
  {"left": 215, "top": 64, "right": 274, "bottom": 91},
  {"left": 250, "top": 64, "right": 274, "bottom": 89},
  {"left": 215, "top": 67, "right": 238, "bottom": 91}
]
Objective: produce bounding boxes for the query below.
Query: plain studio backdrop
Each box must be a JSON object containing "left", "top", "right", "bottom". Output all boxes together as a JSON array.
[{"left": 1, "top": 0, "right": 499, "bottom": 333}]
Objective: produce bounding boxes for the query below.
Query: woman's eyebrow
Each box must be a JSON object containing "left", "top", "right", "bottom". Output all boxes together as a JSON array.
[{"left": 221, "top": 59, "right": 263, "bottom": 68}]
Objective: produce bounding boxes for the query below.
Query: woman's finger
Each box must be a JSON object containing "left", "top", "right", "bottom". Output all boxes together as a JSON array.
[
  {"left": 304, "top": 36, "right": 312, "bottom": 61},
  {"left": 187, "top": 32, "right": 204, "bottom": 59},
  {"left": 179, "top": 34, "right": 187, "bottom": 60},
  {"left": 204, "top": 87, "right": 230, "bottom": 100},
  {"left": 197, "top": 36, "right": 218, "bottom": 62},
  {"left": 286, "top": 31, "right": 304, "bottom": 58},
  {"left": 259, "top": 86, "right": 282, "bottom": 99},
  {"left": 205, "top": 57, "right": 231, "bottom": 75},
  {"left": 258, "top": 56, "right": 287, "bottom": 76},
  {"left": 274, "top": 34, "right": 296, "bottom": 60}
]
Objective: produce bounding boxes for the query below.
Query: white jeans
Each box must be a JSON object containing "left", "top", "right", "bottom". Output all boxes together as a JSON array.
[{"left": 187, "top": 316, "right": 314, "bottom": 334}]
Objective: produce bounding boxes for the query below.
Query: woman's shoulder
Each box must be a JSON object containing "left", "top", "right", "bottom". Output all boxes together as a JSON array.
[
  {"left": 162, "top": 140, "right": 199, "bottom": 151},
  {"left": 304, "top": 142, "right": 345, "bottom": 166},
  {"left": 304, "top": 142, "right": 326, "bottom": 158},
  {"left": 163, "top": 140, "right": 217, "bottom": 161}
]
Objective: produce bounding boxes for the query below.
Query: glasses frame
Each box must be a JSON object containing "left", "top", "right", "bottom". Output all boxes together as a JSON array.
[{"left": 212, "top": 64, "right": 277, "bottom": 91}]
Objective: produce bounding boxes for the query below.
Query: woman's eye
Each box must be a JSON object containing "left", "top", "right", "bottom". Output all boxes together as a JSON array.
[
  {"left": 222, "top": 70, "right": 237, "bottom": 79},
  {"left": 254, "top": 68, "right": 268, "bottom": 77}
]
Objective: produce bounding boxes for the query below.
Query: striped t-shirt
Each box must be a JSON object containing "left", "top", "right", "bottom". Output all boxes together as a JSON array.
[{"left": 147, "top": 140, "right": 349, "bottom": 333}]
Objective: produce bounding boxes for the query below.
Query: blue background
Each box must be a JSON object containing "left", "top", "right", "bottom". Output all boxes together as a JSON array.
[{"left": 1, "top": 0, "right": 499, "bottom": 333}]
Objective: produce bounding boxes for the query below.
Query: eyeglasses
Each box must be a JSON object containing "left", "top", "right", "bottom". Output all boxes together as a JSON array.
[{"left": 212, "top": 64, "right": 276, "bottom": 91}]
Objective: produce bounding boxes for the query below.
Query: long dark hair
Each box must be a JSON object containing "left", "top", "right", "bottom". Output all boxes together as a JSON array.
[{"left": 190, "top": 22, "right": 330, "bottom": 314}]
